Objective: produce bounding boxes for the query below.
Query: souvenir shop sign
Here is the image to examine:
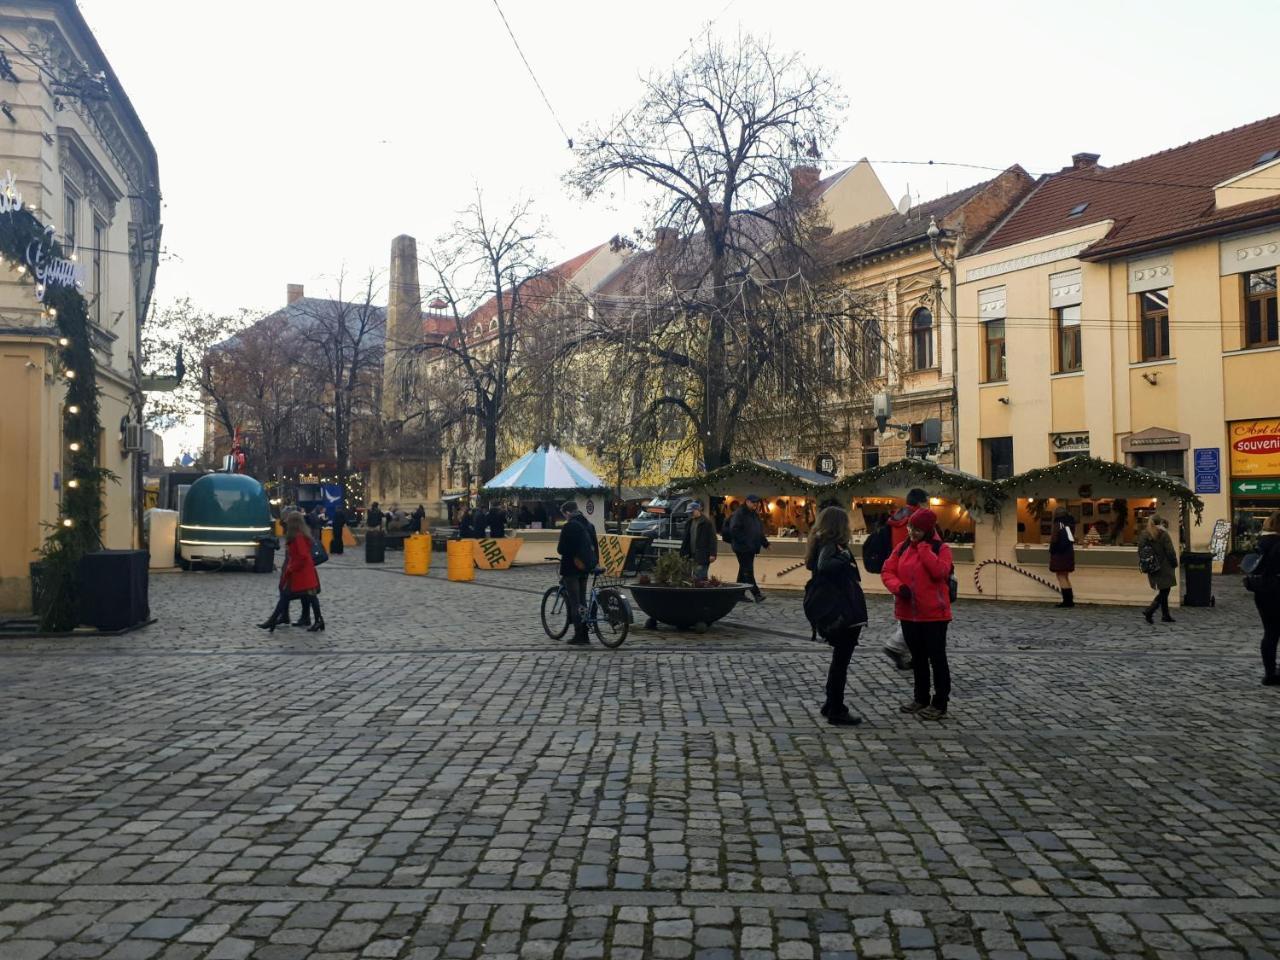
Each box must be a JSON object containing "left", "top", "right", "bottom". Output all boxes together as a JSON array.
[{"left": 1230, "top": 419, "right": 1280, "bottom": 477}]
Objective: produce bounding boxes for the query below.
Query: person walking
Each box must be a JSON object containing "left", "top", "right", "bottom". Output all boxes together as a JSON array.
[
  {"left": 726, "top": 494, "right": 769, "bottom": 602},
  {"left": 488, "top": 504, "right": 506, "bottom": 539},
  {"left": 458, "top": 507, "right": 476, "bottom": 539},
  {"left": 1248, "top": 509, "right": 1280, "bottom": 686},
  {"left": 881, "top": 509, "right": 954, "bottom": 721},
  {"left": 679, "top": 501, "right": 717, "bottom": 580},
  {"left": 305, "top": 505, "right": 324, "bottom": 545},
  {"left": 1049, "top": 505, "right": 1076, "bottom": 607},
  {"left": 1138, "top": 515, "right": 1178, "bottom": 624},
  {"left": 557, "top": 501, "right": 599, "bottom": 646},
  {"left": 330, "top": 504, "right": 347, "bottom": 555},
  {"left": 258, "top": 512, "right": 323, "bottom": 633},
  {"left": 408, "top": 504, "right": 426, "bottom": 535},
  {"left": 805, "top": 506, "right": 868, "bottom": 727},
  {"left": 366, "top": 501, "right": 384, "bottom": 531}
]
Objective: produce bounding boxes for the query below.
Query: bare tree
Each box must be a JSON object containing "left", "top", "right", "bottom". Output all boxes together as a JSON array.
[
  {"left": 294, "top": 272, "right": 387, "bottom": 497},
  {"left": 567, "top": 34, "right": 862, "bottom": 469},
  {"left": 406, "top": 194, "right": 552, "bottom": 484}
]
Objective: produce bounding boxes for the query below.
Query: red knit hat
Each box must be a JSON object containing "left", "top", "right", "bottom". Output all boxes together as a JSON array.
[{"left": 908, "top": 508, "right": 938, "bottom": 533}]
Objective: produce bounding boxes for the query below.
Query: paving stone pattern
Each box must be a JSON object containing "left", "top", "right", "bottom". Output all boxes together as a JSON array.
[{"left": 1, "top": 555, "right": 1277, "bottom": 959}]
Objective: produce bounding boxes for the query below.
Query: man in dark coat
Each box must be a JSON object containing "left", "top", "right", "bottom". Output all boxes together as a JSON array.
[
  {"left": 330, "top": 505, "right": 346, "bottom": 555},
  {"left": 679, "top": 500, "right": 717, "bottom": 580},
  {"left": 725, "top": 494, "right": 768, "bottom": 602},
  {"left": 488, "top": 504, "right": 506, "bottom": 539},
  {"left": 557, "top": 501, "right": 599, "bottom": 645},
  {"left": 367, "top": 502, "right": 384, "bottom": 530}
]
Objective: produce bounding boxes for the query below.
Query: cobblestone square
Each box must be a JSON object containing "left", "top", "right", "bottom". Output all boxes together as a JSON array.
[{"left": 2, "top": 556, "right": 1277, "bottom": 959}]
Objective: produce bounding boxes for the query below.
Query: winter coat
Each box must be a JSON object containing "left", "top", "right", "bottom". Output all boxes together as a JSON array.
[
  {"left": 680, "top": 515, "right": 717, "bottom": 565},
  {"left": 886, "top": 506, "right": 915, "bottom": 551},
  {"left": 557, "top": 514, "right": 598, "bottom": 577},
  {"left": 458, "top": 513, "right": 475, "bottom": 538},
  {"left": 1252, "top": 532, "right": 1280, "bottom": 609},
  {"left": 367, "top": 506, "right": 384, "bottom": 529},
  {"left": 725, "top": 506, "right": 768, "bottom": 555},
  {"left": 1138, "top": 527, "right": 1178, "bottom": 590},
  {"left": 880, "top": 536, "right": 954, "bottom": 623},
  {"left": 1049, "top": 515, "right": 1076, "bottom": 573},
  {"left": 806, "top": 541, "right": 869, "bottom": 641},
  {"left": 488, "top": 508, "right": 506, "bottom": 539},
  {"left": 281, "top": 533, "right": 320, "bottom": 594}
]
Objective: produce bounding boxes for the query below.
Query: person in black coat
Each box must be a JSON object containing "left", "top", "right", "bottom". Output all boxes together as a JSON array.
[
  {"left": 408, "top": 504, "right": 426, "bottom": 534},
  {"left": 330, "top": 505, "right": 346, "bottom": 555},
  {"left": 488, "top": 504, "right": 506, "bottom": 539},
  {"left": 679, "top": 501, "right": 717, "bottom": 580},
  {"left": 367, "top": 502, "right": 384, "bottom": 530},
  {"left": 806, "top": 506, "right": 868, "bottom": 727},
  {"left": 725, "top": 495, "right": 769, "bottom": 602},
  {"left": 557, "top": 501, "right": 599, "bottom": 646},
  {"left": 1049, "top": 505, "right": 1076, "bottom": 607},
  {"left": 458, "top": 508, "right": 476, "bottom": 539},
  {"left": 1250, "top": 509, "right": 1280, "bottom": 686}
]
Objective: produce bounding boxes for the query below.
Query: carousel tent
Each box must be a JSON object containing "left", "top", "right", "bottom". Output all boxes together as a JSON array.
[{"left": 481, "top": 445, "right": 609, "bottom": 530}]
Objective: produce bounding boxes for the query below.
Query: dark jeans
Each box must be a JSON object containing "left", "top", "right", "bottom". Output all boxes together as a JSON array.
[
  {"left": 331, "top": 524, "right": 344, "bottom": 554},
  {"left": 1148, "top": 587, "right": 1172, "bottom": 618},
  {"left": 1257, "top": 595, "right": 1280, "bottom": 677},
  {"left": 734, "top": 551, "right": 761, "bottom": 597},
  {"left": 272, "top": 589, "right": 320, "bottom": 624},
  {"left": 902, "top": 620, "right": 951, "bottom": 709},
  {"left": 824, "top": 627, "right": 861, "bottom": 711},
  {"left": 562, "top": 574, "right": 588, "bottom": 635}
]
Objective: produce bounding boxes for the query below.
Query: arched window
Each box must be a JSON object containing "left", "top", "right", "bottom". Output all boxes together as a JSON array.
[
  {"left": 911, "top": 308, "right": 933, "bottom": 370},
  {"left": 862, "top": 318, "right": 882, "bottom": 379}
]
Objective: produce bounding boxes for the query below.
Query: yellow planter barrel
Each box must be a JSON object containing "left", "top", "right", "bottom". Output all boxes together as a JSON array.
[
  {"left": 404, "top": 533, "right": 431, "bottom": 575},
  {"left": 321, "top": 527, "right": 333, "bottom": 552},
  {"left": 447, "top": 539, "right": 475, "bottom": 581}
]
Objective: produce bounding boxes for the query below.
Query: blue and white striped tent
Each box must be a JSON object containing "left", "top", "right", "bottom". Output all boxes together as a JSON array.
[{"left": 482, "top": 445, "right": 608, "bottom": 494}]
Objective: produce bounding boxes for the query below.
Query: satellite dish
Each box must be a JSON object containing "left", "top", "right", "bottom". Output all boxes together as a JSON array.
[{"left": 896, "top": 193, "right": 912, "bottom": 216}]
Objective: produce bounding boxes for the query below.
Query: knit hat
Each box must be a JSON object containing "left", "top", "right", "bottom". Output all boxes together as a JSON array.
[
  {"left": 745, "top": 494, "right": 761, "bottom": 503},
  {"left": 560, "top": 500, "right": 580, "bottom": 516},
  {"left": 908, "top": 508, "right": 938, "bottom": 534}
]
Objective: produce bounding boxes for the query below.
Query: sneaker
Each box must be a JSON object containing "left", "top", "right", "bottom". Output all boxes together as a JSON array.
[
  {"left": 826, "top": 710, "right": 863, "bottom": 727},
  {"left": 918, "top": 706, "right": 947, "bottom": 721},
  {"left": 1161, "top": 615, "right": 1176, "bottom": 623},
  {"left": 899, "top": 701, "right": 926, "bottom": 714}
]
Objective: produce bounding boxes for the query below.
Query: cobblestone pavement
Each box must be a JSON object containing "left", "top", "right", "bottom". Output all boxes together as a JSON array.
[{"left": 1, "top": 555, "right": 1277, "bottom": 960}]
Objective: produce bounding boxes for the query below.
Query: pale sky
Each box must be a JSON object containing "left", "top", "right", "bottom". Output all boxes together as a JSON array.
[{"left": 78, "top": 0, "right": 1280, "bottom": 454}]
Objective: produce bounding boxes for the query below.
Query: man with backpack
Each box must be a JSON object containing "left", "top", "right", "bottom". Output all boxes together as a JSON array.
[{"left": 863, "top": 488, "right": 929, "bottom": 671}]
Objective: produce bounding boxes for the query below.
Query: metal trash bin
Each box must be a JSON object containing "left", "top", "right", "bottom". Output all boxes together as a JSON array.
[
  {"left": 253, "top": 537, "right": 277, "bottom": 574},
  {"left": 1181, "top": 551, "right": 1214, "bottom": 607},
  {"left": 365, "top": 530, "right": 386, "bottom": 564}
]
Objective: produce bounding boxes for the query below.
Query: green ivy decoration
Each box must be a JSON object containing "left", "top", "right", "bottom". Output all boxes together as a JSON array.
[
  {"left": 673, "top": 461, "right": 825, "bottom": 495},
  {"left": 996, "top": 456, "right": 1204, "bottom": 522},
  {"left": 0, "top": 204, "right": 108, "bottom": 630},
  {"left": 832, "top": 459, "right": 1006, "bottom": 515}
]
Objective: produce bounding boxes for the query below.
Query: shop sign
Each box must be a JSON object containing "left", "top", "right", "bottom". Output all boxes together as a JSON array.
[
  {"left": 1232, "top": 478, "right": 1280, "bottom": 496},
  {"left": 1229, "top": 419, "right": 1280, "bottom": 477},
  {"left": 1121, "top": 426, "right": 1190, "bottom": 452},
  {"left": 815, "top": 453, "right": 837, "bottom": 477},
  {"left": 1193, "top": 448, "right": 1220, "bottom": 494},
  {"left": 1051, "top": 432, "right": 1089, "bottom": 454}
]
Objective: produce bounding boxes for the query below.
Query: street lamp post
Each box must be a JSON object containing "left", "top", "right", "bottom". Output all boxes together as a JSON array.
[{"left": 927, "top": 216, "right": 960, "bottom": 467}]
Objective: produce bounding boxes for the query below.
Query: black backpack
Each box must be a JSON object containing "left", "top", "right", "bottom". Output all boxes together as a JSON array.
[
  {"left": 804, "top": 554, "right": 868, "bottom": 640},
  {"left": 862, "top": 525, "right": 892, "bottom": 574}
]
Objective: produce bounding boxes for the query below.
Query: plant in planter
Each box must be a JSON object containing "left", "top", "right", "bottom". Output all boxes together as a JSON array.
[{"left": 629, "top": 550, "right": 748, "bottom": 631}]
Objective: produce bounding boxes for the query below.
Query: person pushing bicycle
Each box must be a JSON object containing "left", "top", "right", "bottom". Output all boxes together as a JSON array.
[{"left": 557, "top": 500, "right": 599, "bottom": 646}]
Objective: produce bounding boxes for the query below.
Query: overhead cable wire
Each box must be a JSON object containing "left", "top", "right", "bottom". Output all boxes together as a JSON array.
[{"left": 490, "top": 0, "right": 572, "bottom": 148}]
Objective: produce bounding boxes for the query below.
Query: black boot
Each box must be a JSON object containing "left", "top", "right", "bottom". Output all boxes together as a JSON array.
[
  {"left": 292, "top": 616, "right": 311, "bottom": 627},
  {"left": 307, "top": 616, "right": 325, "bottom": 633},
  {"left": 257, "top": 613, "right": 280, "bottom": 632},
  {"left": 567, "top": 625, "right": 591, "bottom": 646},
  {"left": 1143, "top": 605, "right": 1155, "bottom": 624},
  {"left": 1056, "top": 588, "right": 1074, "bottom": 608}
]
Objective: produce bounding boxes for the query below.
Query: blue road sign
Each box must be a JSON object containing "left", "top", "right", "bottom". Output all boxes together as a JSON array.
[{"left": 1193, "top": 447, "right": 1220, "bottom": 494}]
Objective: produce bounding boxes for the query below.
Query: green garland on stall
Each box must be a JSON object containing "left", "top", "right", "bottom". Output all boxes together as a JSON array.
[
  {"left": 996, "top": 456, "right": 1204, "bottom": 522},
  {"left": 832, "top": 458, "right": 1005, "bottom": 515},
  {"left": 672, "top": 460, "right": 824, "bottom": 495},
  {"left": 0, "top": 205, "right": 109, "bottom": 631}
]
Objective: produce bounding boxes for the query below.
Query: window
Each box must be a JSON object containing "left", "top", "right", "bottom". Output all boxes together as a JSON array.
[
  {"left": 1055, "top": 304, "right": 1082, "bottom": 372},
  {"left": 982, "top": 318, "right": 1006, "bottom": 382},
  {"left": 862, "top": 318, "right": 882, "bottom": 379},
  {"left": 982, "top": 436, "right": 1014, "bottom": 481},
  {"left": 1131, "top": 450, "right": 1185, "bottom": 480},
  {"left": 63, "top": 188, "right": 78, "bottom": 251},
  {"left": 1244, "top": 268, "right": 1278, "bottom": 347},
  {"left": 910, "top": 308, "right": 933, "bottom": 370},
  {"left": 1139, "top": 289, "right": 1170, "bottom": 361},
  {"left": 860, "top": 428, "right": 879, "bottom": 469},
  {"left": 92, "top": 218, "right": 105, "bottom": 325},
  {"left": 1068, "top": 202, "right": 1089, "bottom": 217}
]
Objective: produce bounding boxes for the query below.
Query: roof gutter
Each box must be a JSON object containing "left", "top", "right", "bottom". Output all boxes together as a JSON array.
[{"left": 1080, "top": 206, "right": 1280, "bottom": 261}]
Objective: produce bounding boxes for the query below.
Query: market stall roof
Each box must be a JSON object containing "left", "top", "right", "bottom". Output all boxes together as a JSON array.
[
  {"left": 832, "top": 458, "right": 1004, "bottom": 514},
  {"left": 673, "top": 459, "right": 830, "bottom": 498},
  {"left": 997, "top": 456, "right": 1204, "bottom": 518},
  {"left": 619, "top": 485, "right": 662, "bottom": 502},
  {"left": 481, "top": 445, "right": 609, "bottom": 496}
]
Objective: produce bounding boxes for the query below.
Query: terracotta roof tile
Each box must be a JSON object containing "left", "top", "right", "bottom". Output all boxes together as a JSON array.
[{"left": 980, "top": 113, "right": 1280, "bottom": 258}]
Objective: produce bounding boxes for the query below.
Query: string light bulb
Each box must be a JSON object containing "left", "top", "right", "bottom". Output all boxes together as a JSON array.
[
  {"left": 64, "top": 368, "right": 75, "bottom": 379},
  {"left": 67, "top": 404, "right": 79, "bottom": 414},
  {"left": 49, "top": 307, "right": 57, "bottom": 318},
  {"left": 68, "top": 441, "right": 80, "bottom": 452},
  {"left": 17, "top": 263, "right": 25, "bottom": 274},
  {"left": 67, "top": 478, "right": 79, "bottom": 488},
  {"left": 62, "top": 517, "right": 73, "bottom": 527},
  {"left": 58, "top": 337, "right": 68, "bottom": 347}
]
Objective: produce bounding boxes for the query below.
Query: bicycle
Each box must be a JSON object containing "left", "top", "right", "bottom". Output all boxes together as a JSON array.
[{"left": 541, "top": 564, "right": 632, "bottom": 648}]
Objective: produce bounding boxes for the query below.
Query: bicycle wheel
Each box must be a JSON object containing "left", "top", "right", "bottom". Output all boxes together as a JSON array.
[
  {"left": 590, "top": 588, "right": 631, "bottom": 648},
  {"left": 541, "top": 586, "right": 570, "bottom": 639}
]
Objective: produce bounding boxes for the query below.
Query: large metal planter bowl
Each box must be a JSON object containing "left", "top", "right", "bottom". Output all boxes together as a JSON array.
[{"left": 628, "top": 583, "right": 750, "bottom": 632}]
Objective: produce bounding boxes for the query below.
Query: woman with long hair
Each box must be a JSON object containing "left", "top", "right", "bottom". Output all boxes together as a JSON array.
[
  {"left": 1249, "top": 509, "right": 1280, "bottom": 685},
  {"left": 1049, "top": 505, "right": 1076, "bottom": 607},
  {"left": 805, "top": 506, "right": 868, "bottom": 727},
  {"left": 259, "top": 512, "right": 323, "bottom": 633}
]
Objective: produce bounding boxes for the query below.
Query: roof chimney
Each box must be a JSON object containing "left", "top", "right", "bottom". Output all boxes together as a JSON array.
[
  {"left": 1071, "top": 152, "right": 1101, "bottom": 171},
  {"left": 791, "top": 164, "right": 821, "bottom": 200},
  {"left": 654, "top": 226, "right": 679, "bottom": 253},
  {"left": 286, "top": 283, "right": 304, "bottom": 304}
]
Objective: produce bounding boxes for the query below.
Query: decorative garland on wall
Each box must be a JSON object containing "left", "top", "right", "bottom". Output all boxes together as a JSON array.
[
  {"left": 996, "top": 456, "right": 1205, "bottom": 522},
  {"left": 0, "top": 182, "right": 106, "bottom": 631},
  {"left": 832, "top": 459, "right": 1006, "bottom": 515}
]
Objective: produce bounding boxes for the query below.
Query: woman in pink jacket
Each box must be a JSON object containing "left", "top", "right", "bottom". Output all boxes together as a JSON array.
[{"left": 880, "top": 509, "right": 953, "bottom": 720}]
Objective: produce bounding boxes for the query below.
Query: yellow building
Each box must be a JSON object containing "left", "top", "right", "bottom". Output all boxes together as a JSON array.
[
  {"left": 956, "top": 115, "right": 1280, "bottom": 558},
  {"left": 0, "top": 1, "right": 161, "bottom": 612}
]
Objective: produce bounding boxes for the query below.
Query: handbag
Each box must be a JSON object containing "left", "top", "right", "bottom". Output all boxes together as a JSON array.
[{"left": 311, "top": 541, "right": 329, "bottom": 566}]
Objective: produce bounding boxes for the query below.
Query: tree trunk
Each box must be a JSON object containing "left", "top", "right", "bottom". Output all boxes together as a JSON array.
[
  {"left": 703, "top": 256, "right": 729, "bottom": 469},
  {"left": 481, "top": 418, "right": 498, "bottom": 485}
]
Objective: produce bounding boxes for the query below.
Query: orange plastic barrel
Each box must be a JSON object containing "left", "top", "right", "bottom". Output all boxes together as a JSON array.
[{"left": 446, "top": 539, "right": 474, "bottom": 581}]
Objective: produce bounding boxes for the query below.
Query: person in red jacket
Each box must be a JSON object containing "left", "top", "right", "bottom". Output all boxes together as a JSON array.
[
  {"left": 880, "top": 508, "right": 953, "bottom": 720},
  {"left": 259, "top": 513, "right": 323, "bottom": 632},
  {"left": 886, "top": 487, "right": 929, "bottom": 551}
]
